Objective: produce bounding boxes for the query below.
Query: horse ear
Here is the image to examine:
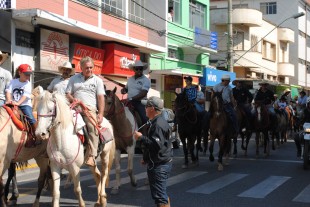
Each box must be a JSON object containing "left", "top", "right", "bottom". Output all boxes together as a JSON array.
[
  {"left": 38, "top": 86, "right": 44, "bottom": 95},
  {"left": 113, "top": 87, "right": 117, "bottom": 94}
]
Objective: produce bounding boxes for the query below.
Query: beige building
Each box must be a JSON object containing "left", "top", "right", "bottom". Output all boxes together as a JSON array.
[{"left": 209, "top": 6, "right": 295, "bottom": 88}]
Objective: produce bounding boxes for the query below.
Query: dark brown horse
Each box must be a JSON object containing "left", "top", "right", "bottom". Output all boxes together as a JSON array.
[
  {"left": 209, "top": 92, "right": 232, "bottom": 171},
  {"left": 174, "top": 91, "right": 200, "bottom": 169},
  {"left": 253, "top": 102, "right": 270, "bottom": 157}
]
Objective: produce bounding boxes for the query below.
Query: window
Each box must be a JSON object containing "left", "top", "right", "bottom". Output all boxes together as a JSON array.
[
  {"left": 250, "top": 35, "right": 259, "bottom": 52},
  {"left": 168, "top": 48, "right": 179, "bottom": 59},
  {"left": 262, "top": 40, "right": 276, "bottom": 61},
  {"left": 260, "top": 2, "right": 277, "bottom": 15},
  {"left": 233, "top": 32, "right": 244, "bottom": 50},
  {"left": 128, "top": 0, "right": 145, "bottom": 25},
  {"left": 76, "top": 0, "right": 100, "bottom": 10},
  {"left": 189, "top": 1, "right": 206, "bottom": 29},
  {"left": 102, "top": 0, "right": 124, "bottom": 17},
  {"left": 168, "top": 0, "right": 181, "bottom": 24}
]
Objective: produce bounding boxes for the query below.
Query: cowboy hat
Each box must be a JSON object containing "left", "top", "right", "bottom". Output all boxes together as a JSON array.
[
  {"left": 58, "top": 61, "right": 75, "bottom": 75},
  {"left": 221, "top": 74, "right": 230, "bottom": 80},
  {"left": 128, "top": 60, "right": 148, "bottom": 70},
  {"left": 284, "top": 88, "right": 291, "bottom": 93},
  {"left": 0, "top": 51, "right": 8, "bottom": 65}
]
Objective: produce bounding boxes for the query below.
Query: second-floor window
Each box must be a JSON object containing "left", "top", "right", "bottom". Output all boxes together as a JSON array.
[
  {"left": 260, "top": 2, "right": 277, "bottom": 15},
  {"left": 168, "top": 48, "right": 179, "bottom": 59},
  {"left": 129, "top": 0, "right": 145, "bottom": 25},
  {"left": 189, "top": 1, "right": 206, "bottom": 29},
  {"left": 168, "top": 0, "right": 181, "bottom": 24},
  {"left": 262, "top": 40, "right": 276, "bottom": 61},
  {"left": 102, "top": 0, "right": 124, "bottom": 17}
]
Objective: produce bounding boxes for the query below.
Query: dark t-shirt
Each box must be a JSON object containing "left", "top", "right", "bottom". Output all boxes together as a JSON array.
[
  {"left": 255, "top": 89, "right": 274, "bottom": 105},
  {"left": 233, "top": 87, "right": 253, "bottom": 104}
]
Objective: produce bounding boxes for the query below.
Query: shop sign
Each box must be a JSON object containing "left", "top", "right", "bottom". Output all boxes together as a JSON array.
[
  {"left": 40, "top": 29, "right": 69, "bottom": 72},
  {"left": 200, "top": 68, "right": 236, "bottom": 86},
  {"left": 72, "top": 43, "right": 105, "bottom": 74},
  {"left": 102, "top": 43, "right": 139, "bottom": 76}
]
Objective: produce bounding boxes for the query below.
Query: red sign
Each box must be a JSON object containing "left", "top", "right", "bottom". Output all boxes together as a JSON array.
[
  {"left": 101, "top": 43, "right": 140, "bottom": 76},
  {"left": 72, "top": 44, "right": 105, "bottom": 74}
]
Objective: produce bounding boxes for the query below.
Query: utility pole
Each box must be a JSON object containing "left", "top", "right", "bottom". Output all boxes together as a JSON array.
[{"left": 227, "top": 0, "right": 234, "bottom": 72}]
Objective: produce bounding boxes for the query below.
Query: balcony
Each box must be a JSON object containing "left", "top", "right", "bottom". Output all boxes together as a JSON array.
[
  {"left": 278, "top": 63, "right": 294, "bottom": 77},
  {"left": 278, "top": 28, "right": 294, "bottom": 43},
  {"left": 210, "top": 8, "right": 263, "bottom": 27}
]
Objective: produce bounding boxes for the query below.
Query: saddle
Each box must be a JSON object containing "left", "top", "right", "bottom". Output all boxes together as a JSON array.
[{"left": 3, "top": 105, "right": 37, "bottom": 148}]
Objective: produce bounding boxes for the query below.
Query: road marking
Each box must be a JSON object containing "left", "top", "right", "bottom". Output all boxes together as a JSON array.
[
  {"left": 293, "top": 183, "right": 310, "bottom": 203},
  {"left": 137, "top": 171, "right": 207, "bottom": 191},
  {"left": 187, "top": 173, "right": 248, "bottom": 194},
  {"left": 238, "top": 176, "right": 290, "bottom": 198}
]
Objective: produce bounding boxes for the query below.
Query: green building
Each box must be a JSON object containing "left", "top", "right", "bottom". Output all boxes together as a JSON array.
[{"left": 149, "top": 0, "right": 216, "bottom": 108}]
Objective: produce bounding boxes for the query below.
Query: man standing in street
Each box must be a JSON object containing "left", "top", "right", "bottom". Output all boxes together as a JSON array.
[
  {"left": 66, "top": 56, "right": 105, "bottom": 167},
  {"left": 47, "top": 61, "right": 75, "bottom": 95},
  {"left": 134, "top": 96, "right": 172, "bottom": 207},
  {"left": 0, "top": 51, "right": 12, "bottom": 106}
]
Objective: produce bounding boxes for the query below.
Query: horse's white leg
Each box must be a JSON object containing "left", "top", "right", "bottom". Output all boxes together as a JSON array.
[
  {"left": 95, "top": 152, "right": 109, "bottom": 207},
  {"left": 89, "top": 165, "right": 101, "bottom": 205},
  {"left": 127, "top": 146, "right": 137, "bottom": 187},
  {"left": 50, "top": 162, "right": 61, "bottom": 207},
  {"left": 69, "top": 166, "right": 85, "bottom": 207},
  {"left": 111, "top": 150, "right": 121, "bottom": 195}
]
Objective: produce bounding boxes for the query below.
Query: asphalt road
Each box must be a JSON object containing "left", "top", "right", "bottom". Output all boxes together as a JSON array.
[{"left": 5, "top": 136, "right": 310, "bottom": 207}]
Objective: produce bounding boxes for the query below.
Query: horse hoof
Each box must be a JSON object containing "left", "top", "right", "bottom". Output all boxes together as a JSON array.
[
  {"left": 131, "top": 179, "right": 137, "bottom": 187},
  {"left": 241, "top": 146, "right": 246, "bottom": 150},
  {"left": 110, "top": 188, "right": 119, "bottom": 195},
  {"left": 218, "top": 164, "right": 223, "bottom": 171},
  {"left": 182, "top": 164, "right": 188, "bottom": 169}
]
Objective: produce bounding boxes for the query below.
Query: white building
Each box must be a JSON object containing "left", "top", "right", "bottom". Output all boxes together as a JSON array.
[{"left": 210, "top": 0, "right": 308, "bottom": 89}]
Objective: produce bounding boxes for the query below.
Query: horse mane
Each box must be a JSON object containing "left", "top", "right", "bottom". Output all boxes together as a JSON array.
[{"left": 41, "top": 91, "right": 73, "bottom": 129}]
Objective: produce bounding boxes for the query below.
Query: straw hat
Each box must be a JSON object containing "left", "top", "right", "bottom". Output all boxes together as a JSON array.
[
  {"left": 128, "top": 60, "right": 148, "bottom": 70},
  {"left": 0, "top": 51, "right": 8, "bottom": 65},
  {"left": 221, "top": 74, "right": 230, "bottom": 80},
  {"left": 58, "top": 62, "right": 75, "bottom": 75},
  {"left": 284, "top": 88, "right": 291, "bottom": 93}
]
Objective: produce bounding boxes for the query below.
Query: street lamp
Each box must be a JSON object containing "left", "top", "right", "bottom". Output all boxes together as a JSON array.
[{"left": 234, "top": 12, "right": 305, "bottom": 64}]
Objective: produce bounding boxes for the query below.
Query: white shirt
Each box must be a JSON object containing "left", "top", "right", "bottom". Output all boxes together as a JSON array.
[
  {"left": 6, "top": 78, "right": 32, "bottom": 107},
  {"left": 0, "top": 67, "right": 12, "bottom": 101},
  {"left": 66, "top": 73, "right": 105, "bottom": 109},
  {"left": 126, "top": 75, "right": 150, "bottom": 99},
  {"left": 47, "top": 76, "right": 69, "bottom": 95}
]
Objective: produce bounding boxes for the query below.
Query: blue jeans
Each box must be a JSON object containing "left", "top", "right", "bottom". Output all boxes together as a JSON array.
[
  {"left": 131, "top": 100, "right": 148, "bottom": 125},
  {"left": 147, "top": 161, "right": 172, "bottom": 205},
  {"left": 19, "top": 105, "right": 36, "bottom": 125}
]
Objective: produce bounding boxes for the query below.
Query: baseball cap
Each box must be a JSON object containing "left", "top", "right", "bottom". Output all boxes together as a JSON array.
[
  {"left": 18, "top": 64, "right": 33, "bottom": 74},
  {"left": 141, "top": 96, "right": 164, "bottom": 111}
]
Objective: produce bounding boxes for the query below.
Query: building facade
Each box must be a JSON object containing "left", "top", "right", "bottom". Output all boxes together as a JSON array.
[{"left": 210, "top": 0, "right": 309, "bottom": 92}]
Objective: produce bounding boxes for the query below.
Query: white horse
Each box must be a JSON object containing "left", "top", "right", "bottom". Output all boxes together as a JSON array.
[
  {"left": 35, "top": 87, "right": 115, "bottom": 207},
  {"left": 104, "top": 87, "right": 137, "bottom": 194}
]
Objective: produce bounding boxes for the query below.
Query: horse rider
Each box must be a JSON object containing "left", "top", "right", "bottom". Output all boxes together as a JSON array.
[
  {"left": 213, "top": 74, "right": 238, "bottom": 134},
  {"left": 121, "top": 60, "right": 150, "bottom": 131},
  {"left": 298, "top": 91, "right": 307, "bottom": 109},
  {"left": 195, "top": 84, "right": 205, "bottom": 112},
  {"left": 183, "top": 76, "right": 204, "bottom": 112},
  {"left": 254, "top": 81, "right": 275, "bottom": 119},
  {"left": 232, "top": 80, "right": 253, "bottom": 129},
  {"left": 0, "top": 51, "right": 12, "bottom": 106},
  {"left": 294, "top": 97, "right": 310, "bottom": 157},
  {"left": 66, "top": 56, "right": 105, "bottom": 167},
  {"left": 281, "top": 88, "right": 295, "bottom": 116},
  {"left": 5, "top": 64, "right": 38, "bottom": 147},
  {"left": 47, "top": 61, "right": 75, "bottom": 95}
]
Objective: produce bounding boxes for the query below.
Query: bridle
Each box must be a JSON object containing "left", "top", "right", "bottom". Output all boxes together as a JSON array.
[
  {"left": 105, "top": 93, "right": 125, "bottom": 120},
  {"left": 37, "top": 100, "right": 59, "bottom": 131}
]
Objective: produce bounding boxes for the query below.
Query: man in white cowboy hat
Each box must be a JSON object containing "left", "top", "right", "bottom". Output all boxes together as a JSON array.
[
  {"left": 121, "top": 59, "right": 150, "bottom": 129},
  {"left": 213, "top": 74, "right": 239, "bottom": 133},
  {"left": 0, "top": 51, "right": 12, "bottom": 106},
  {"left": 47, "top": 61, "right": 75, "bottom": 95},
  {"left": 254, "top": 80, "right": 276, "bottom": 116}
]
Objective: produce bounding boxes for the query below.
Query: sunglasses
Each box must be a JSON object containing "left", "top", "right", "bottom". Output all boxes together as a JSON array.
[{"left": 134, "top": 67, "right": 144, "bottom": 71}]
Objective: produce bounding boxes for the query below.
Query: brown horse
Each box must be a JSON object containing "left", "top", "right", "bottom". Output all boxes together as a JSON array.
[
  {"left": 253, "top": 102, "right": 270, "bottom": 157},
  {"left": 209, "top": 92, "right": 232, "bottom": 171},
  {"left": 104, "top": 87, "right": 138, "bottom": 194}
]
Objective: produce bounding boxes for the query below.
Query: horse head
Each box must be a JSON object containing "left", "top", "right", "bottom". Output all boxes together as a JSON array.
[
  {"left": 210, "top": 91, "right": 225, "bottom": 117},
  {"left": 36, "top": 90, "right": 71, "bottom": 139},
  {"left": 104, "top": 87, "right": 124, "bottom": 120}
]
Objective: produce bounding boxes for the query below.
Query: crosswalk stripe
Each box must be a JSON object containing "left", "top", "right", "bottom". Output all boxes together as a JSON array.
[
  {"left": 238, "top": 176, "right": 290, "bottom": 198},
  {"left": 293, "top": 183, "right": 310, "bottom": 203},
  {"left": 187, "top": 173, "right": 248, "bottom": 194},
  {"left": 137, "top": 171, "right": 207, "bottom": 191}
]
